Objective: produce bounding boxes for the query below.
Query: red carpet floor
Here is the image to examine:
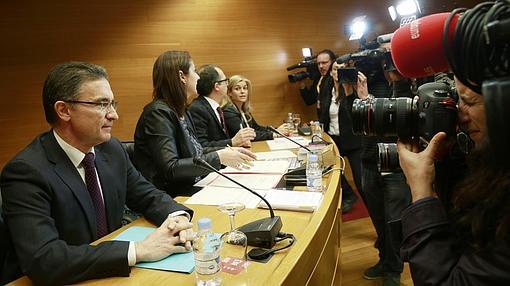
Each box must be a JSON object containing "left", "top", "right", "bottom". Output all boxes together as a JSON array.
[{"left": 341, "top": 187, "right": 369, "bottom": 222}]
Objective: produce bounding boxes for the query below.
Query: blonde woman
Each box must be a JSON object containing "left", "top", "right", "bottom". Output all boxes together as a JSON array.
[{"left": 223, "top": 75, "right": 287, "bottom": 141}]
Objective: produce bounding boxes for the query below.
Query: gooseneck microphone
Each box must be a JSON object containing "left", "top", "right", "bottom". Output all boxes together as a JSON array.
[
  {"left": 192, "top": 157, "right": 283, "bottom": 249},
  {"left": 268, "top": 125, "right": 311, "bottom": 152}
]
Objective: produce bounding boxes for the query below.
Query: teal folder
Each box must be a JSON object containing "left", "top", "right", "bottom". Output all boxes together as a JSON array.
[{"left": 113, "top": 226, "right": 195, "bottom": 273}]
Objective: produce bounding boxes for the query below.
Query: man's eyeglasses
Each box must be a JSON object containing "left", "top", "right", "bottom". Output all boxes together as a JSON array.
[
  {"left": 65, "top": 100, "right": 118, "bottom": 113},
  {"left": 215, "top": 78, "right": 229, "bottom": 85}
]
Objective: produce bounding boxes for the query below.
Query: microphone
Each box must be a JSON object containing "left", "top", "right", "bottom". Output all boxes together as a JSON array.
[
  {"left": 268, "top": 125, "right": 311, "bottom": 152},
  {"left": 192, "top": 157, "right": 283, "bottom": 249},
  {"left": 286, "top": 61, "right": 306, "bottom": 71},
  {"left": 391, "top": 13, "right": 459, "bottom": 78}
]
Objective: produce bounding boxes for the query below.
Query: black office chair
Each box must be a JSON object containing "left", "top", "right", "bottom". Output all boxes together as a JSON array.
[
  {"left": 120, "top": 141, "right": 141, "bottom": 225},
  {"left": 121, "top": 141, "right": 135, "bottom": 164},
  {"left": 0, "top": 188, "right": 22, "bottom": 284}
]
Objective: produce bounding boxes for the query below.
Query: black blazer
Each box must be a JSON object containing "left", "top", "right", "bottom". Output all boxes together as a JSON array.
[
  {"left": 222, "top": 104, "right": 273, "bottom": 141},
  {"left": 317, "top": 76, "right": 361, "bottom": 152},
  {"left": 133, "top": 99, "right": 222, "bottom": 197},
  {"left": 188, "top": 96, "right": 232, "bottom": 147},
  {"left": 0, "top": 131, "right": 192, "bottom": 285}
]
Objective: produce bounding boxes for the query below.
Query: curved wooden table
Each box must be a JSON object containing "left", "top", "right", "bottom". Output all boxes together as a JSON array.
[{"left": 10, "top": 139, "right": 342, "bottom": 286}]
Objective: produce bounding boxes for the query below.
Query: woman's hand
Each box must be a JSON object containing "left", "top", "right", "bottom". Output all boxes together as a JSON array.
[
  {"left": 217, "top": 148, "right": 256, "bottom": 169},
  {"left": 397, "top": 132, "right": 447, "bottom": 202},
  {"left": 356, "top": 72, "right": 369, "bottom": 99}
]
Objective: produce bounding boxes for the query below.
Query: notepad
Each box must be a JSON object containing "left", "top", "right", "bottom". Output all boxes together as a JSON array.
[
  {"left": 114, "top": 226, "right": 195, "bottom": 273},
  {"left": 258, "top": 190, "right": 323, "bottom": 212},
  {"left": 221, "top": 160, "right": 290, "bottom": 174}
]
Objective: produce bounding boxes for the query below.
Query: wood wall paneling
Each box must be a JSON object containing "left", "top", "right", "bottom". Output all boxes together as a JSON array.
[{"left": 0, "top": 0, "right": 483, "bottom": 168}]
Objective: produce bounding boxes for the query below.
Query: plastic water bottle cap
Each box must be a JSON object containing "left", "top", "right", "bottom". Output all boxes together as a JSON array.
[
  {"left": 308, "top": 154, "right": 318, "bottom": 161},
  {"left": 197, "top": 217, "right": 212, "bottom": 230}
]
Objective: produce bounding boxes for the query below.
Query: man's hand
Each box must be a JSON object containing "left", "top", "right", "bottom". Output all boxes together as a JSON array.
[
  {"left": 397, "top": 132, "right": 447, "bottom": 202},
  {"left": 135, "top": 215, "right": 193, "bottom": 262},
  {"left": 231, "top": 128, "right": 256, "bottom": 147}
]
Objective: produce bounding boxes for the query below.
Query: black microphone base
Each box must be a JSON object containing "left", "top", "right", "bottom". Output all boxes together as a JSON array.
[{"left": 237, "top": 216, "right": 282, "bottom": 249}]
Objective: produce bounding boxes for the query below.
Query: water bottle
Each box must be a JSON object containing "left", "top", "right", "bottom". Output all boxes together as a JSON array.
[
  {"left": 306, "top": 153, "right": 322, "bottom": 192},
  {"left": 286, "top": 112, "right": 294, "bottom": 132},
  {"left": 193, "top": 218, "right": 222, "bottom": 286}
]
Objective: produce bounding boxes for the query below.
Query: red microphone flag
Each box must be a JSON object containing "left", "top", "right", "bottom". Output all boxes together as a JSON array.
[{"left": 391, "top": 13, "right": 459, "bottom": 78}]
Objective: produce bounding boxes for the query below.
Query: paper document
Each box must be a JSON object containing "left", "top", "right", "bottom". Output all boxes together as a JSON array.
[
  {"left": 185, "top": 186, "right": 264, "bottom": 208},
  {"left": 258, "top": 190, "right": 323, "bottom": 212},
  {"left": 254, "top": 150, "right": 297, "bottom": 160},
  {"left": 194, "top": 173, "right": 282, "bottom": 189},
  {"left": 114, "top": 226, "right": 195, "bottom": 273},
  {"left": 222, "top": 160, "right": 290, "bottom": 174},
  {"left": 266, "top": 137, "right": 311, "bottom": 151}
]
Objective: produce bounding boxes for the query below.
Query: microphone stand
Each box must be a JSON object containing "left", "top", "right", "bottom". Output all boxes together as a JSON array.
[
  {"left": 268, "top": 126, "right": 311, "bottom": 152},
  {"left": 193, "top": 157, "right": 283, "bottom": 249}
]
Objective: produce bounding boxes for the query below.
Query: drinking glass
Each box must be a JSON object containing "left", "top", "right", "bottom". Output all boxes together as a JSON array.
[
  {"left": 217, "top": 202, "right": 249, "bottom": 276},
  {"left": 292, "top": 113, "right": 301, "bottom": 133}
]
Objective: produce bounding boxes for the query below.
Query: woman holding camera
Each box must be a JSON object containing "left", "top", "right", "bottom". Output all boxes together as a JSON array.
[
  {"left": 133, "top": 51, "right": 255, "bottom": 197},
  {"left": 397, "top": 78, "right": 510, "bottom": 285}
]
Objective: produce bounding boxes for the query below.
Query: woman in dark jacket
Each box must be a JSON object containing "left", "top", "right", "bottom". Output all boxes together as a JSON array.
[
  {"left": 223, "top": 75, "right": 287, "bottom": 141},
  {"left": 133, "top": 51, "right": 255, "bottom": 197},
  {"left": 317, "top": 64, "right": 363, "bottom": 201}
]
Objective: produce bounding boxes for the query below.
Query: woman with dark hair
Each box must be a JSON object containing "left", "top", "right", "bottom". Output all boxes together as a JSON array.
[
  {"left": 133, "top": 51, "right": 255, "bottom": 197},
  {"left": 397, "top": 78, "right": 510, "bottom": 285},
  {"left": 223, "top": 75, "right": 288, "bottom": 141}
]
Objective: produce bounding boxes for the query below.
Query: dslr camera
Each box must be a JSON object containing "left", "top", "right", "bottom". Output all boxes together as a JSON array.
[{"left": 353, "top": 81, "right": 458, "bottom": 172}]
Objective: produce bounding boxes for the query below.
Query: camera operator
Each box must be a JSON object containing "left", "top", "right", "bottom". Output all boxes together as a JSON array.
[
  {"left": 299, "top": 49, "right": 336, "bottom": 109},
  {"left": 394, "top": 1, "right": 510, "bottom": 283},
  {"left": 347, "top": 46, "right": 412, "bottom": 285}
]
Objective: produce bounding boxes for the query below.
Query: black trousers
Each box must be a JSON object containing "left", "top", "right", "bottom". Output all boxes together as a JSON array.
[
  {"left": 362, "top": 165, "right": 411, "bottom": 275},
  {"left": 330, "top": 135, "right": 363, "bottom": 201}
]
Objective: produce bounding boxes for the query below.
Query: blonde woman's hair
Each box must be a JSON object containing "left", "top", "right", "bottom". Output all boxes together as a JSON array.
[{"left": 226, "top": 75, "right": 253, "bottom": 122}]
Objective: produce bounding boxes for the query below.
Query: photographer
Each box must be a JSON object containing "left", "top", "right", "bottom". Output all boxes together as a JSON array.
[
  {"left": 299, "top": 49, "right": 336, "bottom": 108},
  {"left": 347, "top": 48, "right": 412, "bottom": 285},
  {"left": 397, "top": 78, "right": 510, "bottom": 285},
  {"left": 394, "top": 2, "right": 510, "bottom": 284}
]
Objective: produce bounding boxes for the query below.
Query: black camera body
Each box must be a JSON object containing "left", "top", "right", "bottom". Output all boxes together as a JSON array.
[
  {"left": 352, "top": 81, "right": 458, "bottom": 142},
  {"left": 287, "top": 59, "right": 320, "bottom": 83}
]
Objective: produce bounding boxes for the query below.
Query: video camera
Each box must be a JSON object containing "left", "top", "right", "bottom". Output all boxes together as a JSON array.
[
  {"left": 286, "top": 58, "right": 320, "bottom": 83},
  {"left": 335, "top": 34, "right": 396, "bottom": 84}
]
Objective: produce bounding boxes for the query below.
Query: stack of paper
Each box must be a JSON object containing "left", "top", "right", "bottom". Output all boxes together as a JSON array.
[
  {"left": 265, "top": 137, "right": 311, "bottom": 151},
  {"left": 254, "top": 150, "right": 297, "bottom": 160},
  {"left": 221, "top": 160, "right": 290, "bottom": 174},
  {"left": 194, "top": 173, "right": 282, "bottom": 189},
  {"left": 185, "top": 187, "right": 323, "bottom": 213}
]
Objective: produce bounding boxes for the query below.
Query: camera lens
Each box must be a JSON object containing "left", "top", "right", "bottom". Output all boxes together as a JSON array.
[
  {"left": 377, "top": 143, "right": 400, "bottom": 172},
  {"left": 287, "top": 71, "right": 310, "bottom": 83},
  {"left": 352, "top": 98, "right": 373, "bottom": 136},
  {"left": 352, "top": 97, "right": 415, "bottom": 138}
]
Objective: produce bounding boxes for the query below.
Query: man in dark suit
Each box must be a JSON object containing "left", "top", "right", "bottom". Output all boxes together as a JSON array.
[
  {"left": 0, "top": 62, "right": 194, "bottom": 285},
  {"left": 188, "top": 64, "right": 255, "bottom": 148}
]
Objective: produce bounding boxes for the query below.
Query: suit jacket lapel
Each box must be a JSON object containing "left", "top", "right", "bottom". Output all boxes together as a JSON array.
[
  {"left": 201, "top": 96, "right": 225, "bottom": 134},
  {"left": 42, "top": 132, "right": 96, "bottom": 236}
]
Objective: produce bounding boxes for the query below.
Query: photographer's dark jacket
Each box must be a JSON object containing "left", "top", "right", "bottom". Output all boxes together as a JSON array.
[
  {"left": 317, "top": 76, "right": 361, "bottom": 152},
  {"left": 222, "top": 104, "right": 273, "bottom": 141},
  {"left": 133, "top": 99, "right": 222, "bottom": 197},
  {"left": 299, "top": 76, "right": 321, "bottom": 106},
  {"left": 401, "top": 196, "right": 510, "bottom": 285}
]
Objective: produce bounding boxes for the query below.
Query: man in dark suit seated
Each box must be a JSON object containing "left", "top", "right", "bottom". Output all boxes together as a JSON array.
[
  {"left": 0, "top": 62, "right": 194, "bottom": 285},
  {"left": 188, "top": 64, "right": 256, "bottom": 148}
]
